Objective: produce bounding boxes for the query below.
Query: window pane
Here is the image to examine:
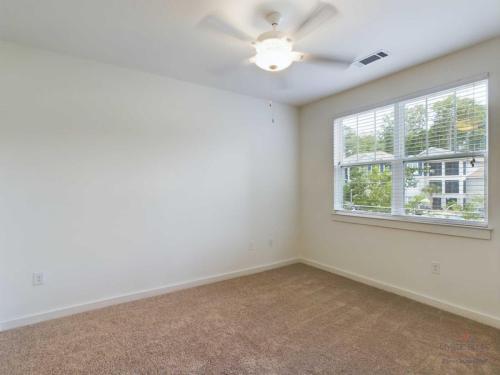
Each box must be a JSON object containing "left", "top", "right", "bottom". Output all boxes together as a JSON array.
[
  {"left": 406, "top": 161, "right": 424, "bottom": 177},
  {"left": 343, "top": 117, "right": 358, "bottom": 159},
  {"left": 404, "top": 157, "right": 485, "bottom": 222},
  {"left": 376, "top": 107, "right": 394, "bottom": 159},
  {"left": 445, "top": 161, "right": 459, "bottom": 176},
  {"left": 427, "top": 91, "right": 454, "bottom": 154},
  {"left": 404, "top": 99, "right": 427, "bottom": 157},
  {"left": 340, "top": 106, "right": 394, "bottom": 163},
  {"left": 404, "top": 80, "right": 488, "bottom": 157},
  {"left": 456, "top": 81, "right": 488, "bottom": 152},
  {"left": 426, "top": 162, "right": 442, "bottom": 176},
  {"left": 342, "top": 164, "right": 392, "bottom": 214},
  {"left": 357, "top": 111, "right": 376, "bottom": 158},
  {"left": 432, "top": 198, "right": 442, "bottom": 210},
  {"left": 445, "top": 180, "right": 459, "bottom": 193}
]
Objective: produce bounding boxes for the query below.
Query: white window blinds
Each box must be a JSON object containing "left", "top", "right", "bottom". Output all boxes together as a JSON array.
[
  {"left": 403, "top": 80, "right": 487, "bottom": 157},
  {"left": 334, "top": 79, "right": 488, "bottom": 226}
]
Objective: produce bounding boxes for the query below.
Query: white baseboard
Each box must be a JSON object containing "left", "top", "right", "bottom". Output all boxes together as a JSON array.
[
  {"left": 301, "top": 257, "right": 500, "bottom": 330},
  {"left": 0, "top": 258, "right": 300, "bottom": 332},
  {"left": 3, "top": 257, "right": 498, "bottom": 332}
]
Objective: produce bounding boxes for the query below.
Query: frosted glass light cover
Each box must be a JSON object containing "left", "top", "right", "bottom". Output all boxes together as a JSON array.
[{"left": 254, "top": 38, "right": 293, "bottom": 72}]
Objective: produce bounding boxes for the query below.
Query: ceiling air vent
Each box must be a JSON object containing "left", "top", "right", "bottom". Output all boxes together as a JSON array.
[{"left": 355, "top": 51, "right": 389, "bottom": 67}]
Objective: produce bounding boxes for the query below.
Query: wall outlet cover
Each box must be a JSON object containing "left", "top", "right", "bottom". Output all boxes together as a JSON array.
[
  {"left": 33, "top": 272, "right": 44, "bottom": 286},
  {"left": 431, "top": 262, "right": 441, "bottom": 275}
]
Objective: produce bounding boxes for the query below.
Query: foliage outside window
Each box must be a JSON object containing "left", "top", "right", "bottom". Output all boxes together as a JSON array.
[{"left": 334, "top": 79, "right": 488, "bottom": 225}]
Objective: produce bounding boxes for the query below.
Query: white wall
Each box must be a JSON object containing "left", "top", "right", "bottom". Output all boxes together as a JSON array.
[
  {"left": 0, "top": 42, "right": 299, "bottom": 327},
  {"left": 299, "top": 37, "right": 500, "bottom": 325},
  {"left": 3, "top": 36, "right": 499, "bottom": 331}
]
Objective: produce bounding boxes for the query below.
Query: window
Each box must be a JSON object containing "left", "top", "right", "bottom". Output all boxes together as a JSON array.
[
  {"left": 426, "top": 162, "right": 442, "bottom": 176},
  {"left": 342, "top": 164, "right": 392, "bottom": 214},
  {"left": 334, "top": 79, "right": 488, "bottom": 225},
  {"left": 429, "top": 181, "right": 442, "bottom": 193},
  {"left": 445, "top": 180, "right": 459, "bottom": 194},
  {"left": 334, "top": 105, "right": 394, "bottom": 214},
  {"left": 432, "top": 198, "right": 442, "bottom": 210},
  {"left": 445, "top": 161, "right": 459, "bottom": 176},
  {"left": 446, "top": 198, "right": 458, "bottom": 209}
]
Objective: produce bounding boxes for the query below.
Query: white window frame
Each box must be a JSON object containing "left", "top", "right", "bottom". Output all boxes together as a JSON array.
[{"left": 332, "top": 74, "right": 489, "bottom": 229}]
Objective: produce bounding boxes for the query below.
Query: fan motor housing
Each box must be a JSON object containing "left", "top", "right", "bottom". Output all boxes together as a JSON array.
[{"left": 266, "top": 11, "right": 282, "bottom": 27}]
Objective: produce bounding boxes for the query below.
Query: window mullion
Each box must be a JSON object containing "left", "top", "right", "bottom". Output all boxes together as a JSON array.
[
  {"left": 425, "top": 97, "right": 429, "bottom": 156},
  {"left": 333, "top": 120, "right": 344, "bottom": 211}
]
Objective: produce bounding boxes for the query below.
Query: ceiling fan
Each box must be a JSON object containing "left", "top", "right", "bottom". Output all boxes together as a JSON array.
[{"left": 199, "top": 1, "right": 352, "bottom": 74}]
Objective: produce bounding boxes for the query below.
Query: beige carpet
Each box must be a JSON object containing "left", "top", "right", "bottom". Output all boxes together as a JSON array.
[{"left": 1, "top": 264, "right": 500, "bottom": 374}]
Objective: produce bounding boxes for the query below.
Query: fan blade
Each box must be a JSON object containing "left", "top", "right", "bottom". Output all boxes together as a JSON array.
[
  {"left": 303, "top": 54, "right": 352, "bottom": 68},
  {"left": 208, "top": 58, "right": 252, "bottom": 76},
  {"left": 293, "top": 2, "right": 337, "bottom": 41},
  {"left": 198, "top": 14, "right": 254, "bottom": 43}
]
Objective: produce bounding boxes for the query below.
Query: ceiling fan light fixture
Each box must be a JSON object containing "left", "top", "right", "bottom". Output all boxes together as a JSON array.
[
  {"left": 253, "top": 37, "right": 294, "bottom": 72},
  {"left": 202, "top": 5, "right": 344, "bottom": 77}
]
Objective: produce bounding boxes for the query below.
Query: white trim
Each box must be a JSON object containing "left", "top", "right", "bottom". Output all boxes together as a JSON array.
[
  {"left": 334, "top": 208, "right": 490, "bottom": 228},
  {"left": 301, "top": 258, "right": 500, "bottom": 329},
  {"left": 0, "top": 258, "right": 300, "bottom": 332},
  {"left": 332, "top": 211, "right": 491, "bottom": 239},
  {"left": 339, "top": 151, "right": 486, "bottom": 167},
  {"left": 3, "top": 257, "right": 499, "bottom": 333},
  {"left": 484, "top": 79, "right": 490, "bottom": 224}
]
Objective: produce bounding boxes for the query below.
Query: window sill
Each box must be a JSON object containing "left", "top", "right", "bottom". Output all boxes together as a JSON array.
[{"left": 331, "top": 211, "right": 492, "bottom": 240}]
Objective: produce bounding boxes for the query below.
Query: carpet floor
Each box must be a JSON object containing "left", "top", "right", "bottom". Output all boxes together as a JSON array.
[{"left": 1, "top": 264, "right": 500, "bottom": 374}]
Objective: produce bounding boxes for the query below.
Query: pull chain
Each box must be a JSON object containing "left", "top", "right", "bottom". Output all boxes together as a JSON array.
[{"left": 269, "top": 101, "right": 275, "bottom": 125}]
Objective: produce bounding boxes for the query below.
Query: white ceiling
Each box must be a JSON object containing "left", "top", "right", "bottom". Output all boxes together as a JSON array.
[{"left": 1, "top": 0, "right": 499, "bottom": 105}]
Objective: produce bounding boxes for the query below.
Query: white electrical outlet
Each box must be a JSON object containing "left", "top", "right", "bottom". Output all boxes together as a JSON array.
[
  {"left": 248, "top": 241, "right": 255, "bottom": 251},
  {"left": 33, "top": 272, "right": 44, "bottom": 286},
  {"left": 431, "top": 262, "right": 440, "bottom": 275},
  {"left": 268, "top": 238, "right": 274, "bottom": 248}
]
